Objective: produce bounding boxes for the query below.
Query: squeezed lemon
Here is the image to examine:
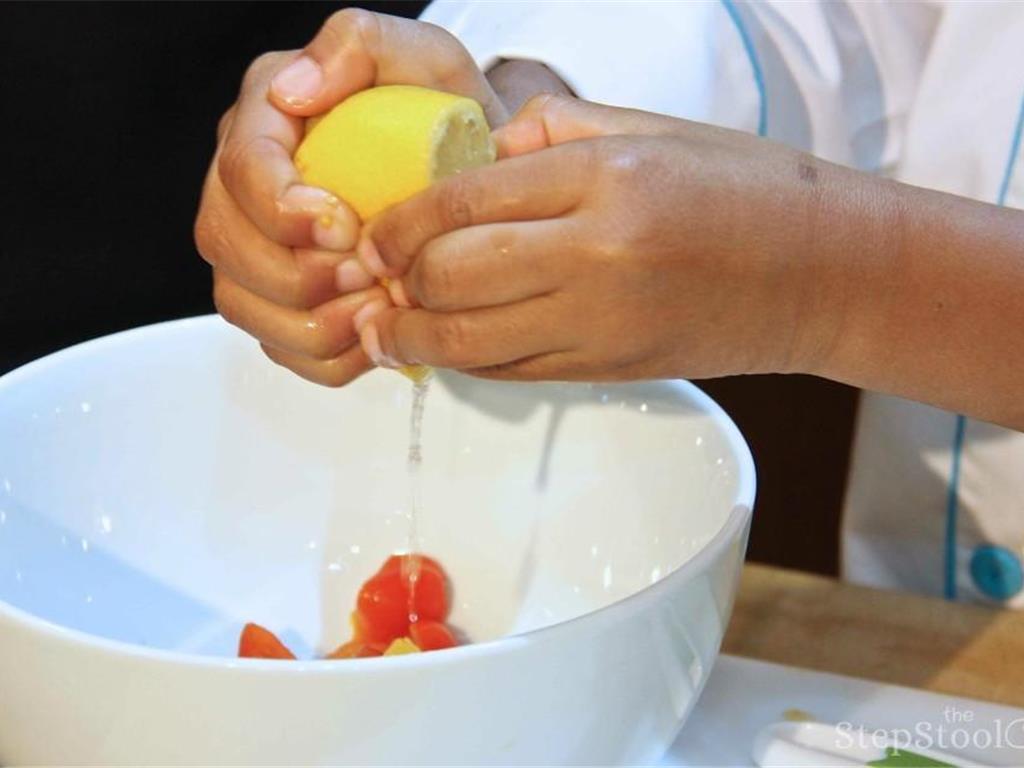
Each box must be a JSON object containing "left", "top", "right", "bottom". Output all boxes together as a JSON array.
[{"left": 295, "top": 85, "right": 495, "bottom": 383}]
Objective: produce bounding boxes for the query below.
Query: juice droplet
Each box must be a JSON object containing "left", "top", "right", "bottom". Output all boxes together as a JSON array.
[{"left": 401, "top": 553, "right": 423, "bottom": 624}]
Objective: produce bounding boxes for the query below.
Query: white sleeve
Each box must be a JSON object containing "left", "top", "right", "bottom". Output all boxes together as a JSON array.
[
  {"left": 421, "top": 0, "right": 762, "bottom": 139},
  {"left": 421, "top": 0, "right": 941, "bottom": 172}
]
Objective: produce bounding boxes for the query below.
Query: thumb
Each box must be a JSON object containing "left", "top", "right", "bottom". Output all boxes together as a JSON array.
[
  {"left": 494, "top": 94, "right": 678, "bottom": 158},
  {"left": 268, "top": 9, "right": 506, "bottom": 126}
]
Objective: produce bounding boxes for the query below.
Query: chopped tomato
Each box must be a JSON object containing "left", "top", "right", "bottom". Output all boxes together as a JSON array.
[
  {"left": 356, "top": 555, "right": 449, "bottom": 644},
  {"left": 378, "top": 553, "right": 443, "bottom": 577},
  {"left": 349, "top": 609, "right": 402, "bottom": 655},
  {"left": 238, "top": 622, "right": 296, "bottom": 660},
  {"left": 326, "top": 640, "right": 381, "bottom": 659},
  {"left": 406, "top": 563, "right": 448, "bottom": 623},
  {"left": 375, "top": 554, "right": 448, "bottom": 620},
  {"left": 409, "top": 620, "right": 457, "bottom": 651},
  {"left": 237, "top": 553, "right": 459, "bottom": 661},
  {"left": 356, "top": 570, "right": 414, "bottom": 644}
]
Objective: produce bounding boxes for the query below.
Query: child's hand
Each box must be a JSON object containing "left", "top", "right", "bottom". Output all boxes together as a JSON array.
[
  {"left": 350, "top": 95, "right": 839, "bottom": 382},
  {"left": 194, "top": 10, "right": 507, "bottom": 387}
]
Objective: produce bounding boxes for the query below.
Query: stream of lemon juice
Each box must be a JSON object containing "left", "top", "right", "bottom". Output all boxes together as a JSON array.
[{"left": 400, "top": 371, "right": 432, "bottom": 626}]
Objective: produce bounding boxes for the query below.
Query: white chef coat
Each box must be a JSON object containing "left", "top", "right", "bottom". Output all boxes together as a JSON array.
[{"left": 422, "top": 0, "right": 1024, "bottom": 606}]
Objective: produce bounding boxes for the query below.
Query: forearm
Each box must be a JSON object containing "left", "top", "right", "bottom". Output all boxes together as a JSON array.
[{"left": 809, "top": 165, "right": 1024, "bottom": 429}]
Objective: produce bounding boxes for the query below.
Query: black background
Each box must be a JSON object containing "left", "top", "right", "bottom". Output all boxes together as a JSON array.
[{"left": 0, "top": 1, "right": 857, "bottom": 575}]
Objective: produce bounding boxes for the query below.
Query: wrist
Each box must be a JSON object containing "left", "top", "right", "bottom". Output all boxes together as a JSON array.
[
  {"left": 752, "top": 152, "right": 901, "bottom": 379},
  {"left": 486, "top": 59, "right": 574, "bottom": 115},
  {"left": 790, "top": 162, "right": 907, "bottom": 384}
]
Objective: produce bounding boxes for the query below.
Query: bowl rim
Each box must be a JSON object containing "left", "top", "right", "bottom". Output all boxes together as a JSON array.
[{"left": 0, "top": 314, "right": 756, "bottom": 673}]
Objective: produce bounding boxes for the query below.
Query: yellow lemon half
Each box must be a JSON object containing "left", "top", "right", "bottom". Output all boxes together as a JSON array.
[{"left": 295, "top": 86, "right": 496, "bottom": 382}]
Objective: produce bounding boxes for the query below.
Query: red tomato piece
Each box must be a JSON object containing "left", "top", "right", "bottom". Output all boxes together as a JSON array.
[
  {"left": 326, "top": 640, "right": 381, "bottom": 659},
  {"left": 408, "top": 564, "right": 448, "bottom": 623},
  {"left": 348, "top": 612, "right": 393, "bottom": 654},
  {"left": 238, "top": 622, "right": 296, "bottom": 660},
  {"left": 380, "top": 554, "right": 450, "bottom": 621},
  {"left": 409, "top": 620, "right": 457, "bottom": 651},
  {"left": 355, "top": 554, "right": 451, "bottom": 644},
  {"left": 356, "top": 570, "right": 412, "bottom": 644},
  {"left": 378, "top": 554, "right": 443, "bottom": 577}
]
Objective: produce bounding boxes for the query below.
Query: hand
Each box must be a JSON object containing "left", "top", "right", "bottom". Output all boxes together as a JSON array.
[
  {"left": 350, "top": 95, "right": 846, "bottom": 382},
  {"left": 194, "top": 9, "right": 507, "bottom": 387}
]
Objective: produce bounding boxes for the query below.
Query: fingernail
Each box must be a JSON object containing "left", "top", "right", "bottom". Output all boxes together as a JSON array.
[
  {"left": 357, "top": 236, "right": 387, "bottom": 278},
  {"left": 270, "top": 56, "right": 323, "bottom": 108},
  {"left": 360, "top": 323, "right": 387, "bottom": 368},
  {"left": 278, "top": 184, "right": 338, "bottom": 215},
  {"left": 352, "top": 299, "right": 388, "bottom": 334},
  {"left": 387, "top": 277, "right": 412, "bottom": 308},
  {"left": 336, "top": 259, "right": 375, "bottom": 292},
  {"left": 313, "top": 213, "right": 358, "bottom": 251}
]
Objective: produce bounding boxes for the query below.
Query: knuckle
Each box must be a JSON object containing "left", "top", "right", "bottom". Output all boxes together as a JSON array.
[
  {"left": 420, "top": 20, "right": 461, "bottom": 49},
  {"left": 430, "top": 316, "right": 475, "bottom": 366},
  {"left": 598, "top": 140, "right": 647, "bottom": 184},
  {"left": 243, "top": 51, "right": 285, "bottom": 88},
  {"left": 304, "top": 325, "right": 341, "bottom": 362},
  {"left": 305, "top": 304, "right": 360, "bottom": 361},
  {"left": 523, "top": 92, "right": 571, "bottom": 120},
  {"left": 423, "top": 26, "right": 474, "bottom": 84},
  {"left": 322, "top": 8, "right": 378, "bottom": 49},
  {"left": 522, "top": 93, "right": 551, "bottom": 112},
  {"left": 217, "top": 135, "right": 276, "bottom": 195},
  {"left": 591, "top": 224, "right": 631, "bottom": 265},
  {"left": 193, "top": 210, "right": 229, "bottom": 266},
  {"left": 415, "top": 251, "right": 459, "bottom": 310},
  {"left": 216, "top": 106, "right": 236, "bottom": 142},
  {"left": 521, "top": 92, "right": 557, "bottom": 116},
  {"left": 321, "top": 356, "right": 366, "bottom": 388},
  {"left": 216, "top": 137, "right": 247, "bottom": 192},
  {"left": 283, "top": 268, "right": 312, "bottom": 309},
  {"left": 260, "top": 346, "right": 287, "bottom": 377},
  {"left": 260, "top": 343, "right": 286, "bottom": 370},
  {"left": 286, "top": 252, "right": 326, "bottom": 308},
  {"left": 369, "top": 220, "right": 406, "bottom": 271},
  {"left": 436, "top": 177, "right": 475, "bottom": 231},
  {"left": 318, "top": 373, "right": 349, "bottom": 389},
  {"left": 211, "top": 277, "right": 237, "bottom": 326}
]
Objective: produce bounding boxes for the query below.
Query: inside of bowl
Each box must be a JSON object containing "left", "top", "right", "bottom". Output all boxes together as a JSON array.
[{"left": 0, "top": 318, "right": 747, "bottom": 658}]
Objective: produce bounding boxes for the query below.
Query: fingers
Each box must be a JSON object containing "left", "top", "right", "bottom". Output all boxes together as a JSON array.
[
  {"left": 359, "top": 298, "right": 569, "bottom": 371},
  {"left": 217, "top": 104, "right": 237, "bottom": 143},
  {"left": 359, "top": 143, "right": 589, "bottom": 278},
  {"left": 261, "top": 342, "right": 373, "bottom": 388},
  {"left": 214, "top": 269, "right": 388, "bottom": 360},
  {"left": 493, "top": 93, "right": 679, "bottom": 157},
  {"left": 335, "top": 257, "right": 376, "bottom": 293},
  {"left": 269, "top": 10, "right": 506, "bottom": 126},
  {"left": 464, "top": 352, "right": 581, "bottom": 382},
  {"left": 392, "top": 220, "right": 573, "bottom": 312},
  {"left": 196, "top": 168, "right": 345, "bottom": 309},
  {"left": 217, "top": 51, "right": 359, "bottom": 249}
]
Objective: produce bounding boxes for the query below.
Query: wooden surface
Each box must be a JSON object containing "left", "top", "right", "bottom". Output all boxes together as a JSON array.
[{"left": 723, "top": 563, "right": 1024, "bottom": 708}]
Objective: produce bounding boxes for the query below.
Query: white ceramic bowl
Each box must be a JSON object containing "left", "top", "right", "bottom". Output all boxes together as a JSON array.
[{"left": 0, "top": 316, "right": 754, "bottom": 765}]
